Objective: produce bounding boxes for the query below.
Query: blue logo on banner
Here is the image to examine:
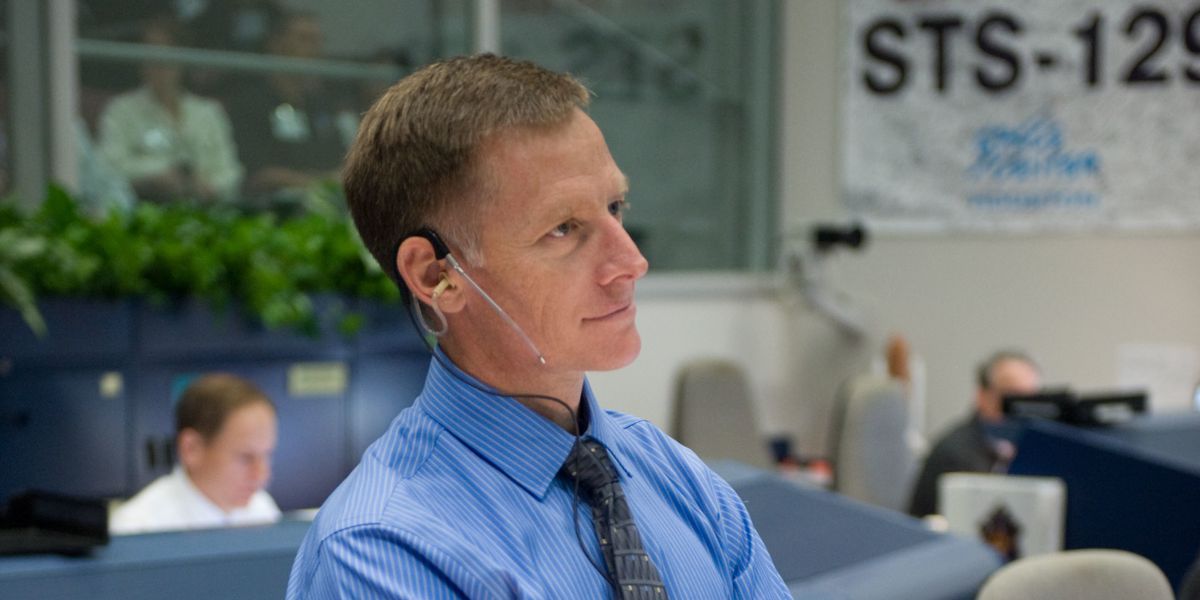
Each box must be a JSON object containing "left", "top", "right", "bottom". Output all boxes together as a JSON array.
[{"left": 966, "top": 117, "right": 1100, "bottom": 209}]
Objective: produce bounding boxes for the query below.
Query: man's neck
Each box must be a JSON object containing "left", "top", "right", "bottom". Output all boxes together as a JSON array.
[
  {"left": 442, "top": 345, "right": 585, "bottom": 433},
  {"left": 149, "top": 84, "right": 181, "bottom": 117},
  {"left": 515, "top": 393, "right": 584, "bottom": 434}
]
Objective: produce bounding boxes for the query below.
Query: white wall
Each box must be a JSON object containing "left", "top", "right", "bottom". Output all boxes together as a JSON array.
[
  {"left": 590, "top": 275, "right": 872, "bottom": 455},
  {"left": 591, "top": 0, "right": 1200, "bottom": 457}
]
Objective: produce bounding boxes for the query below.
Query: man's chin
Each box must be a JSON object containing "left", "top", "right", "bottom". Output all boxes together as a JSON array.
[{"left": 588, "top": 336, "right": 641, "bottom": 372}]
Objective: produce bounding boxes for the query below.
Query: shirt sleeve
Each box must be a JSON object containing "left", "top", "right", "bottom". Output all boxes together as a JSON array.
[
  {"left": 709, "top": 470, "right": 793, "bottom": 599},
  {"left": 289, "top": 524, "right": 511, "bottom": 600},
  {"left": 188, "top": 100, "right": 244, "bottom": 201},
  {"left": 98, "top": 95, "right": 174, "bottom": 182}
]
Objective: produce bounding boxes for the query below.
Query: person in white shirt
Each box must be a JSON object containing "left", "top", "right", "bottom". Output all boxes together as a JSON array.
[
  {"left": 98, "top": 16, "right": 244, "bottom": 203},
  {"left": 110, "top": 373, "right": 281, "bottom": 535}
]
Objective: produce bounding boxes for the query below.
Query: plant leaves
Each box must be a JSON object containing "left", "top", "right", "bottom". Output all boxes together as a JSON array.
[
  {"left": 0, "top": 265, "right": 46, "bottom": 336},
  {"left": 0, "top": 184, "right": 400, "bottom": 337}
]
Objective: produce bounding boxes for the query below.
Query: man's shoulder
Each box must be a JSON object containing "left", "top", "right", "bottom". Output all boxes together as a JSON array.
[
  {"left": 604, "top": 409, "right": 681, "bottom": 454},
  {"left": 941, "top": 417, "right": 984, "bottom": 443},
  {"left": 100, "top": 89, "right": 149, "bottom": 118},
  {"left": 125, "top": 472, "right": 183, "bottom": 505},
  {"left": 602, "top": 409, "right": 717, "bottom": 485},
  {"left": 244, "top": 489, "right": 282, "bottom": 520},
  {"left": 604, "top": 408, "right": 652, "bottom": 430},
  {"left": 181, "top": 92, "right": 230, "bottom": 118},
  {"left": 926, "top": 417, "right": 990, "bottom": 465},
  {"left": 110, "top": 474, "right": 186, "bottom": 533}
]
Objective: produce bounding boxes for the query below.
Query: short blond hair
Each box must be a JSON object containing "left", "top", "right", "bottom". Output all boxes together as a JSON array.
[{"left": 342, "top": 53, "right": 590, "bottom": 296}]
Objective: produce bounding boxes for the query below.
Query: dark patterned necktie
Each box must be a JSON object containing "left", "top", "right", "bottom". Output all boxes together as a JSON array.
[{"left": 561, "top": 438, "right": 669, "bottom": 599}]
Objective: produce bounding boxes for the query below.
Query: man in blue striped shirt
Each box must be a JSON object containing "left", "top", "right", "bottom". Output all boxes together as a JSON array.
[{"left": 287, "top": 53, "right": 789, "bottom": 599}]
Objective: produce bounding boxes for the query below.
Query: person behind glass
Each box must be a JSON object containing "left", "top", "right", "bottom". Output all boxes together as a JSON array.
[
  {"left": 286, "top": 54, "right": 789, "bottom": 599},
  {"left": 97, "top": 16, "right": 244, "bottom": 204},
  {"left": 907, "top": 350, "right": 1042, "bottom": 518},
  {"left": 187, "top": 0, "right": 285, "bottom": 54},
  {"left": 181, "top": 0, "right": 286, "bottom": 97},
  {"left": 224, "top": 9, "right": 346, "bottom": 202},
  {"left": 110, "top": 373, "right": 280, "bottom": 535}
]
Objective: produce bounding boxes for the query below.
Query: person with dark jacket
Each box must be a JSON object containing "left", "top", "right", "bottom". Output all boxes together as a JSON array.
[{"left": 908, "top": 350, "right": 1041, "bottom": 517}]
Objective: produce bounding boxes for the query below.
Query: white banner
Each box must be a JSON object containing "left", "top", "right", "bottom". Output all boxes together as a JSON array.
[{"left": 843, "top": 0, "right": 1200, "bottom": 232}]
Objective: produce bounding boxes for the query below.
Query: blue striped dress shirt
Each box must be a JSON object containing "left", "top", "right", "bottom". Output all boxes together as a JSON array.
[{"left": 287, "top": 352, "right": 790, "bottom": 599}]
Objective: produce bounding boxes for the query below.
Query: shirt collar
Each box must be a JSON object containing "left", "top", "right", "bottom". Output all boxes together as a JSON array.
[
  {"left": 174, "top": 466, "right": 230, "bottom": 518},
  {"left": 418, "top": 350, "right": 624, "bottom": 500}
]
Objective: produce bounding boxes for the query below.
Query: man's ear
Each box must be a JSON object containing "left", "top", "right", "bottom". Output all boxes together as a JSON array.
[
  {"left": 396, "top": 236, "right": 466, "bottom": 313},
  {"left": 974, "top": 388, "right": 989, "bottom": 411},
  {"left": 975, "top": 388, "right": 1001, "bottom": 420},
  {"left": 178, "top": 428, "right": 204, "bottom": 469}
]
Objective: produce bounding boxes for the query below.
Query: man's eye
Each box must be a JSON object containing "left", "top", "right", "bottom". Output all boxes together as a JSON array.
[
  {"left": 608, "top": 199, "right": 629, "bottom": 217},
  {"left": 549, "top": 222, "right": 576, "bottom": 238}
]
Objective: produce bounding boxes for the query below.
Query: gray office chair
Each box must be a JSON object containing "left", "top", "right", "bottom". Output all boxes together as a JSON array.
[
  {"left": 976, "top": 549, "right": 1174, "bottom": 600},
  {"left": 829, "top": 372, "right": 916, "bottom": 511},
  {"left": 671, "top": 359, "right": 773, "bottom": 470}
]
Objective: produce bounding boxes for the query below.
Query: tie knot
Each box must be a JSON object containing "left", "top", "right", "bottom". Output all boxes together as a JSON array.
[{"left": 562, "top": 438, "right": 617, "bottom": 494}]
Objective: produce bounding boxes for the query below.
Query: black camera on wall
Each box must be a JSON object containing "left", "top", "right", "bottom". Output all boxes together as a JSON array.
[{"left": 812, "top": 223, "right": 868, "bottom": 253}]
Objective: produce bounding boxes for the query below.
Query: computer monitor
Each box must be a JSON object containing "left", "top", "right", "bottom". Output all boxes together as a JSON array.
[
  {"left": 0, "top": 491, "right": 108, "bottom": 556},
  {"left": 1001, "top": 389, "right": 1073, "bottom": 421},
  {"left": 1074, "top": 391, "right": 1147, "bottom": 425},
  {"left": 1002, "top": 389, "right": 1146, "bottom": 426}
]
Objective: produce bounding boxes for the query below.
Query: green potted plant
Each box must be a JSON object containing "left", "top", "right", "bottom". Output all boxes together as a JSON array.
[{"left": 0, "top": 184, "right": 400, "bottom": 339}]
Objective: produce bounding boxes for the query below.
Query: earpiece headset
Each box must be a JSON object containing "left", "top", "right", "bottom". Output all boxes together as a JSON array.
[
  {"left": 399, "top": 226, "right": 620, "bottom": 594},
  {"left": 410, "top": 228, "right": 545, "bottom": 365}
]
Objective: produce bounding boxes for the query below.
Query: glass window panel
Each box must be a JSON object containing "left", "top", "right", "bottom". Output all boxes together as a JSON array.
[
  {"left": 0, "top": 0, "right": 10, "bottom": 198},
  {"left": 67, "top": 0, "right": 774, "bottom": 272},
  {"left": 499, "top": 0, "right": 777, "bottom": 271},
  {"left": 74, "top": 0, "right": 470, "bottom": 212}
]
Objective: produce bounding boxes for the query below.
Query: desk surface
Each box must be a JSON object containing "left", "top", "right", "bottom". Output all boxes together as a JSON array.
[
  {"left": 0, "top": 519, "right": 310, "bottom": 600},
  {"left": 714, "top": 461, "right": 1001, "bottom": 600},
  {"left": 0, "top": 467, "right": 1000, "bottom": 600}
]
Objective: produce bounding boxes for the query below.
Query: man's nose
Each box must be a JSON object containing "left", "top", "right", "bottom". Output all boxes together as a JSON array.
[{"left": 598, "top": 221, "right": 649, "bottom": 284}]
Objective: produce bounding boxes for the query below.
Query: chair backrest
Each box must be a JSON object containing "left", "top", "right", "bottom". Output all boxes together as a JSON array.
[
  {"left": 977, "top": 549, "right": 1174, "bottom": 600},
  {"left": 829, "top": 373, "right": 915, "bottom": 510},
  {"left": 671, "top": 359, "right": 772, "bottom": 469}
]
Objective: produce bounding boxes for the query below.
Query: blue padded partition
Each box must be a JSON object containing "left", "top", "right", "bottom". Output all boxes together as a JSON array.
[
  {"left": 0, "top": 299, "right": 132, "bottom": 363},
  {"left": 348, "top": 302, "right": 430, "bottom": 460},
  {"left": 713, "top": 461, "right": 1001, "bottom": 600},
  {"left": 0, "top": 519, "right": 311, "bottom": 599},
  {"left": 1010, "top": 415, "right": 1200, "bottom": 590},
  {"left": 350, "top": 301, "right": 426, "bottom": 355},
  {"left": 269, "top": 385, "right": 348, "bottom": 510},
  {"left": 0, "top": 368, "right": 129, "bottom": 501},
  {"left": 135, "top": 298, "right": 348, "bottom": 361},
  {"left": 0, "top": 300, "right": 134, "bottom": 502},
  {"left": 0, "top": 298, "right": 431, "bottom": 513},
  {"left": 347, "top": 354, "right": 426, "bottom": 460}
]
